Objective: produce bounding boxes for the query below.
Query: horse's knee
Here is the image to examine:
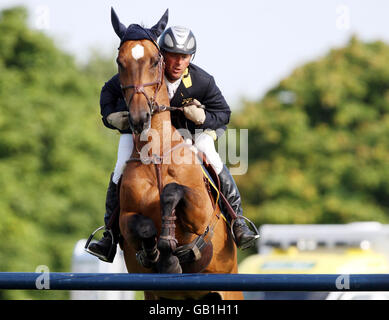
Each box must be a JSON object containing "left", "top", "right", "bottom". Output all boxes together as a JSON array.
[
  {"left": 161, "top": 183, "right": 189, "bottom": 210},
  {"left": 162, "top": 183, "right": 184, "bottom": 199},
  {"left": 157, "top": 254, "right": 182, "bottom": 274},
  {"left": 137, "top": 217, "right": 157, "bottom": 240},
  {"left": 124, "top": 214, "right": 160, "bottom": 269},
  {"left": 127, "top": 214, "right": 157, "bottom": 241}
]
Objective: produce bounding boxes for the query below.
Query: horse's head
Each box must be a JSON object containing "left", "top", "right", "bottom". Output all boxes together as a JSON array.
[{"left": 111, "top": 8, "right": 169, "bottom": 134}]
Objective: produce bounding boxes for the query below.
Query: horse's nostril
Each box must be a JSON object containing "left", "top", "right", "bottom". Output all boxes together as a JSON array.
[
  {"left": 145, "top": 112, "right": 150, "bottom": 123},
  {"left": 141, "top": 112, "right": 151, "bottom": 129}
]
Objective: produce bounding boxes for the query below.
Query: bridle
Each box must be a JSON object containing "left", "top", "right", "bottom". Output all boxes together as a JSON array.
[
  {"left": 119, "top": 50, "right": 166, "bottom": 116},
  {"left": 119, "top": 39, "right": 195, "bottom": 117}
]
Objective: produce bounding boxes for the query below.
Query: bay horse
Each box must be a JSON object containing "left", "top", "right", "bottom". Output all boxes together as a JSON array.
[{"left": 112, "top": 9, "right": 243, "bottom": 300}]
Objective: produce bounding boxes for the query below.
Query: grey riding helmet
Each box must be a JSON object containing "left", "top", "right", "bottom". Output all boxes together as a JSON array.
[{"left": 158, "top": 26, "right": 196, "bottom": 55}]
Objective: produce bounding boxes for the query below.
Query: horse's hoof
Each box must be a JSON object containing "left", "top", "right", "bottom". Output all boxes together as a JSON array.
[
  {"left": 136, "top": 249, "right": 160, "bottom": 269},
  {"left": 157, "top": 255, "right": 182, "bottom": 273}
]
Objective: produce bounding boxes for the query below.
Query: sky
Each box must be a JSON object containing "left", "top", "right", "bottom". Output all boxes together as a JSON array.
[{"left": 1, "top": 0, "right": 389, "bottom": 109}]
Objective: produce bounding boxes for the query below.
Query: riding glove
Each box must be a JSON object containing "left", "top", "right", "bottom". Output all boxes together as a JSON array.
[
  {"left": 183, "top": 99, "right": 206, "bottom": 125},
  {"left": 107, "top": 111, "right": 130, "bottom": 130}
]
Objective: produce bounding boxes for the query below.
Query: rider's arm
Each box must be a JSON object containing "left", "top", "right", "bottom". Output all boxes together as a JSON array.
[
  {"left": 197, "top": 76, "right": 231, "bottom": 131},
  {"left": 100, "top": 74, "right": 127, "bottom": 131}
]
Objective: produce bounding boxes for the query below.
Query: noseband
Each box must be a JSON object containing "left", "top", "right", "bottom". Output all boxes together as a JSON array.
[{"left": 120, "top": 52, "right": 166, "bottom": 116}]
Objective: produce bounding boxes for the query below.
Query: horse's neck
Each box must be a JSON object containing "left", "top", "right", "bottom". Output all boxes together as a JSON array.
[
  {"left": 147, "top": 83, "right": 183, "bottom": 155},
  {"left": 150, "top": 110, "right": 172, "bottom": 137},
  {"left": 147, "top": 111, "right": 182, "bottom": 156}
]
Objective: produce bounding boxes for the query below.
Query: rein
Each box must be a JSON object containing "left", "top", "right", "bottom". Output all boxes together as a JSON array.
[
  {"left": 120, "top": 55, "right": 201, "bottom": 120},
  {"left": 119, "top": 43, "right": 203, "bottom": 116}
]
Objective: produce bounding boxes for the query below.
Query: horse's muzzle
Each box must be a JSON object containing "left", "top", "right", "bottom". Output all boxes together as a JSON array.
[{"left": 129, "top": 110, "right": 151, "bottom": 135}]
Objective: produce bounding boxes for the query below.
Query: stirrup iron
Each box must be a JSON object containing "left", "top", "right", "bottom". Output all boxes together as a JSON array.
[
  {"left": 230, "top": 216, "right": 260, "bottom": 249},
  {"left": 84, "top": 226, "right": 115, "bottom": 262}
]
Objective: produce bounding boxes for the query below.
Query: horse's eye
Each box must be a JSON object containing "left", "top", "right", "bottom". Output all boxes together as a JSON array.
[
  {"left": 151, "top": 59, "right": 159, "bottom": 68},
  {"left": 116, "top": 58, "right": 124, "bottom": 70}
]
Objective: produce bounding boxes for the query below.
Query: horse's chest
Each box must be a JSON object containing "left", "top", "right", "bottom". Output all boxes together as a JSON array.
[{"left": 121, "top": 175, "right": 158, "bottom": 208}]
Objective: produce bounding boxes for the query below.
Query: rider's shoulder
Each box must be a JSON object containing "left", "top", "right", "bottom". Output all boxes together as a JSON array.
[
  {"left": 109, "top": 73, "right": 121, "bottom": 85},
  {"left": 188, "top": 63, "right": 214, "bottom": 82},
  {"left": 103, "top": 73, "right": 121, "bottom": 92}
]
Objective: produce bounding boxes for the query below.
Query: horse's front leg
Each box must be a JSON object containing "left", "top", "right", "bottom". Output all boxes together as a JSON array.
[
  {"left": 157, "top": 183, "right": 188, "bottom": 273},
  {"left": 135, "top": 214, "right": 161, "bottom": 268},
  {"left": 120, "top": 213, "right": 160, "bottom": 270}
]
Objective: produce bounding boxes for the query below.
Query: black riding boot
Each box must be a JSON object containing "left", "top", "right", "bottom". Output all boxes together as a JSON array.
[
  {"left": 87, "top": 174, "right": 119, "bottom": 262},
  {"left": 218, "top": 165, "right": 259, "bottom": 249}
]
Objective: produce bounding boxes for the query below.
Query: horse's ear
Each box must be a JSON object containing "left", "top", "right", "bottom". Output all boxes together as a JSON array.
[
  {"left": 111, "top": 7, "right": 127, "bottom": 39},
  {"left": 150, "top": 9, "right": 169, "bottom": 38}
]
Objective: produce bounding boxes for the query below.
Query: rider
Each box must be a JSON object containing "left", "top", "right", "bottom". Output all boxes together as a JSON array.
[{"left": 88, "top": 25, "right": 259, "bottom": 263}]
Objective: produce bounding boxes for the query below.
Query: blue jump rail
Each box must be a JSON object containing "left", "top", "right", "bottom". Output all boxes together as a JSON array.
[{"left": 0, "top": 273, "right": 389, "bottom": 291}]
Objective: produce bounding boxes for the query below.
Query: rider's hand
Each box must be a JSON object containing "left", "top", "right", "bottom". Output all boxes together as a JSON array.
[
  {"left": 107, "top": 111, "right": 130, "bottom": 130},
  {"left": 183, "top": 99, "right": 206, "bottom": 125}
]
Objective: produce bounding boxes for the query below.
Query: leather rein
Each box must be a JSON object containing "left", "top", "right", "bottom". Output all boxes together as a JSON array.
[{"left": 120, "top": 52, "right": 190, "bottom": 116}]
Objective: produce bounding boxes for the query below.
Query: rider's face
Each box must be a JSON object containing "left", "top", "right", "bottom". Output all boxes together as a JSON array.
[{"left": 163, "top": 51, "right": 191, "bottom": 81}]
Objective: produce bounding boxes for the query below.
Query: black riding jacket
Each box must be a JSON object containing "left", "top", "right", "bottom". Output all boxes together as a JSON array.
[{"left": 99, "top": 63, "right": 231, "bottom": 135}]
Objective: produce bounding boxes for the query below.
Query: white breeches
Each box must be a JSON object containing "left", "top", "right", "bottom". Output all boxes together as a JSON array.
[
  {"left": 112, "top": 134, "right": 134, "bottom": 184},
  {"left": 112, "top": 132, "right": 224, "bottom": 184},
  {"left": 193, "top": 132, "right": 224, "bottom": 174}
]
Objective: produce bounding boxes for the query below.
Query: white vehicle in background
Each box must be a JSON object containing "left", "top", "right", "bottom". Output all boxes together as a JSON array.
[
  {"left": 239, "top": 222, "right": 389, "bottom": 300},
  {"left": 70, "top": 239, "right": 135, "bottom": 300}
]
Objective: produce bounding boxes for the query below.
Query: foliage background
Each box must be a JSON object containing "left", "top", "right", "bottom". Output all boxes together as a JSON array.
[
  {"left": 0, "top": 7, "right": 117, "bottom": 299},
  {"left": 231, "top": 36, "right": 389, "bottom": 227},
  {"left": 1, "top": 6, "right": 389, "bottom": 299}
]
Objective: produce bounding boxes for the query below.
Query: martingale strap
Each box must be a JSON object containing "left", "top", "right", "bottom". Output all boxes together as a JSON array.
[{"left": 127, "top": 142, "right": 193, "bottom": 219}]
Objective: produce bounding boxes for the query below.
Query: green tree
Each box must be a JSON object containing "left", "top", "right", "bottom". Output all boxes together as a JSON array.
[
  {"left": 0, "top": 7, "right": 117, "bottom": 299},
  {"left": 233, "top": 36, "right": 389, "bottom": 228}
]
